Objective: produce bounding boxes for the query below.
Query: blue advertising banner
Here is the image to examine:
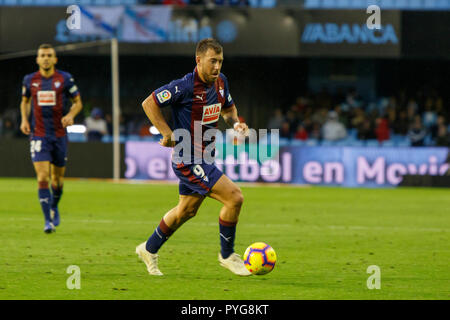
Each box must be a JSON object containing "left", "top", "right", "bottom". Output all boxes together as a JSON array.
[{"left": 125, "top": 141, "right": 449, "bottom": 188}]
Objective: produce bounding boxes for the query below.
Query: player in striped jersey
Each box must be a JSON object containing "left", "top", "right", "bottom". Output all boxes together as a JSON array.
[
  {"left": 136, "top": 38, "right": 251, "bottom": 276},
  {"left": 20, "top": 44, "right": 83, "bottom": 233}
]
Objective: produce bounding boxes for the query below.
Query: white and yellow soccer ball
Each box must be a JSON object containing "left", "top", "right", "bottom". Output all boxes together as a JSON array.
[{"left": 243, "top": 242, "right": 277, "bottom": 275}]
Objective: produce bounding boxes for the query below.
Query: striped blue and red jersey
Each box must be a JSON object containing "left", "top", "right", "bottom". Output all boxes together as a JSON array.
[
  {"left": 151, "top": 67, "right": 234, "bottom": 162},
  {"left": 22, "top": 70, "right": 80, "bottom": 138}
]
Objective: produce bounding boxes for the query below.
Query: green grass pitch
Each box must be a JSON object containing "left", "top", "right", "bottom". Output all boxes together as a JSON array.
[{"left": 0, "top": 178, "right": 448, "bottom": 300}]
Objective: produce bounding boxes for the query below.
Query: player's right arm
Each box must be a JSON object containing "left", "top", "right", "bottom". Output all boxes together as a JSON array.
[
  {"left": 20, "top": 76, "right": 32, "bottom": 135},
  {"left": 142, "top": 93, "right": 174, "bottom": 147},
  {"left": 20, "top": 96, "right": 31, "bottom": 135},
  {"left": 142, "top": 79, "right": 186, "bottom": 148}
]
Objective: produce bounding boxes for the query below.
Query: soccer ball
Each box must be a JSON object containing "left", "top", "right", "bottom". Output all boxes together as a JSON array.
[{"left": 243, "top": 242, "right": 277, "bottom": 275}]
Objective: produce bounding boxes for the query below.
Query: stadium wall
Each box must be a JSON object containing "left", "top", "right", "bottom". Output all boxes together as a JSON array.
[
  {"left": 1, "top": 7, "right": 449, "bottom": 58},
  {"left": 0, "top": 139, "right": 125, "bottom": 178}
]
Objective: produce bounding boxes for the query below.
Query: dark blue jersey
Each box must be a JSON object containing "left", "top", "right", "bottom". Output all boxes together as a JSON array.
[
  {"left": 22, "top": 70, "right": 80, "bottom": 138},
  {"left": 151, "top": 67, "right": 234, "bottom": 162}
]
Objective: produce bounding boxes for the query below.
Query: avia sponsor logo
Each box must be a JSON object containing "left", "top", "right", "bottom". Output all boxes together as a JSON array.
[
  {"left": 301, "top": 23, "right": 398, "bottom": 45},
  {"left": 202, "top": 103, "right": 221, "bottom": 125},
  {"left": 37, "top": 91, "right": 56, "bottom": 106}
]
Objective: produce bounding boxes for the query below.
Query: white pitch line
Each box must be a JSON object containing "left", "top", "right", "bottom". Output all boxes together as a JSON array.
[{"left": 2, "top": 217, "right": 449, "bottom": 233}]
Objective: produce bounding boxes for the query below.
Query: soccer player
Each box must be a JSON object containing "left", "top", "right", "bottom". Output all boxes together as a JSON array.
[
  {"left": 136, "top": 38, "right": 251, "bottom": 276},
  {"left": 20, "top": 44, "right": 83, "bottom": 233}
]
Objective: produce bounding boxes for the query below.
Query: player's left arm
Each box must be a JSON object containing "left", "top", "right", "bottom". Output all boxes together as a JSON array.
[
  {"left": 61, "top": 95, "right": 83, "bottom": 128},
  {"left": 220, "top": 74, "right": 248, "bottom": 135},
  {"left": 221, "top": 104, "right": 248, "bottom": 136},
  {"left": 61, "top": 74, "right": 83, "bottom": 128}
]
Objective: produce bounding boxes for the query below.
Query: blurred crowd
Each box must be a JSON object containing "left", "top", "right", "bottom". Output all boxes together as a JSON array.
[
  {"left": 268, "top": 88, "right": 450, "bottom": 147},
  {"left": 1, "top": 87, "right": 449, "bottom": 147}
]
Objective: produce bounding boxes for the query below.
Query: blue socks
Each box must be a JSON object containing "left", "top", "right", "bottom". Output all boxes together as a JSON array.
[
  {"left": 146, "top": 219, "right": 174, "bottom": 254},
  {"left": 51, "top": 183, "right": 63, "bottom": 210},
  {"left": 219, "top": 218, "right": 237, "bottom": 259},
  {"left": 38, "top": 182, "right": 51, "bottom": 222},
  {"left": 145, "top": 217, "right": 238, "bottom": 258}
]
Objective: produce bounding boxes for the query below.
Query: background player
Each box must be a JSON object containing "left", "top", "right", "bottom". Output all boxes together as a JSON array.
[
  {"left": 136, "top": 38, "right": 251, "bottom": 276},
  {"left": 20, "top": 44, "right": 83, "bottom": 233}
]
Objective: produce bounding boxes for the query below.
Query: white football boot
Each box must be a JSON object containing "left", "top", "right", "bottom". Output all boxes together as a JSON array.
[
  {"left": 136, "top": 242, "right": 163, "bottom": 276},
  {"left": 219, "top": 252, "right": 252, "bottom": 276}
]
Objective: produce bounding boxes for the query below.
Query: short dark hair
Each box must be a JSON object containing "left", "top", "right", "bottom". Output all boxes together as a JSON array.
[
  {"left": 37, "top": 44, "right": 56, "bottom": 55},
  {"left": 196, "top": 38, "right": 223, "bottom": 56}
]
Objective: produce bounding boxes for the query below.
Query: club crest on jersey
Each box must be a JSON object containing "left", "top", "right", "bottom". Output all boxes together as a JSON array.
[
  {"left": 54, "top": 81, "right": 61, "bottom": 88},
  {"left": 37, "top": 91, "right": 56, "bottom": 106},
  {"left": 202, "top": 103, "right": 222, "bottom": 125},
  {"left": 156, "top": 90, "right": 172, "bottom": 104},
  {"left": 219, "top": 88, "right": 224, "bottom": 97}
]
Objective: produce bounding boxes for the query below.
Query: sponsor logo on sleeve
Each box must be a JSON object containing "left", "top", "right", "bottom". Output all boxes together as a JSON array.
[
  {"left": 156, "top": 89, "right": 172, "bottom": 104},
  {"left": 69, "top": 85, "right": 78, "bottom": 94},
  {"left": 227, "top": 94, "right": 232, "bottom": 103}
]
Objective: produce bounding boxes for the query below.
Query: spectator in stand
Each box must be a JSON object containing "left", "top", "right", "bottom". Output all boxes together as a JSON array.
[
  {"left": 285, "top": 109, "right": 299, "bottom": 136},
  {"left": 267, "top": 108, "right": 285, "bottom": 130},
  {"left": 322, "top": 111, "right": 347, "bottom": 141},
  {"left": 345, "top": 88, "right": 362, "bottom": 109},
  {"left": 139, "top": 119, "right": 153, "bottom": 137},
  {"left": 435, "top": 123, "right": 450, "bottom": 147},
  {"left": 408, "top": 115, "right": 427, "bottom": 146},
  {"left": 430, "top": 115, "right": 446, "bottom": 139},
  {"left": 350, "top": 107, "right": 365, "bottom": 130},
  {"left": 375, "top": 117, "right": 390, "bottom": 143},
  {"left": 435, "top": 97, "right": 446, "bottom": 119},
  {"left": 393, "top": 110, "right": 409, "bottom": 135},
  {"left": 406, "top": 98, "right": 418, "bottom": 122},
  {"left": 309, "top": 122, "right": 322, "bottom": 140},
  {"left": 334, "top": 104, "right": 349, "bottom": 128},
  {"left": 105, "top": 113, "right": 113, "bottom": 135},
  {"left": 423, "top": 98, "right": 437, "bottom": 129},
  {"left": 2, "top": 118, "right": 16, "bottom": 138},
  {"left": 213, "top": 0, "right": 249, "bottom": 5},
  {"left": 357, "top": 118, "right": 376, "bottom": 140},
  {"left": 311, "top": 107, "right": 328, "bottom": 127},
  {"left": 280, "top": 121, "right": 291, "bottom": 139},
  {"left": 163, "top": 0, "right": 187, "bottom": 5},
  {"left": 294, "top": 124, "right": 308, "bottom": 141},
  {"left": 85, "top": 108, "right": 108, "bottom": 141},
  {"left": 294, "top": 96, "right": 308, "bottom": 114}
]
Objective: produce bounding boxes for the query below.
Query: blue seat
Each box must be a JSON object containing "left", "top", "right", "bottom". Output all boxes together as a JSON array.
[
  {"left": 320, "top": 140, "right": 336, "bottom": 146},
  {"left": 396, "top": 139, "right": 411, "bottom": 147},
  {"left": 349, "top": 139, "right": 364, "bottom": 147},
  {"left": 365, "top": 140, "right": 380, "bottom": 147},
  {"left": 127, "top": 135, "right": 141, "bottom": 141},
  {"left": 278, "top": 137, "right": 290, "bottom": 146},
  {"left": 381, "top": 140, "right": 395, "bottom": 147},
  {"left": 102, "top": 135, "right": 113, "bottom": 143},
  {"left": 305, "top": 139, "right": 318, "bottom": 146},
  {"left": 348, "top": 128, "right": 358, "bottom": 139},
  {"left": 290, "top": 140, "right": 305, "bottom": 146}
]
